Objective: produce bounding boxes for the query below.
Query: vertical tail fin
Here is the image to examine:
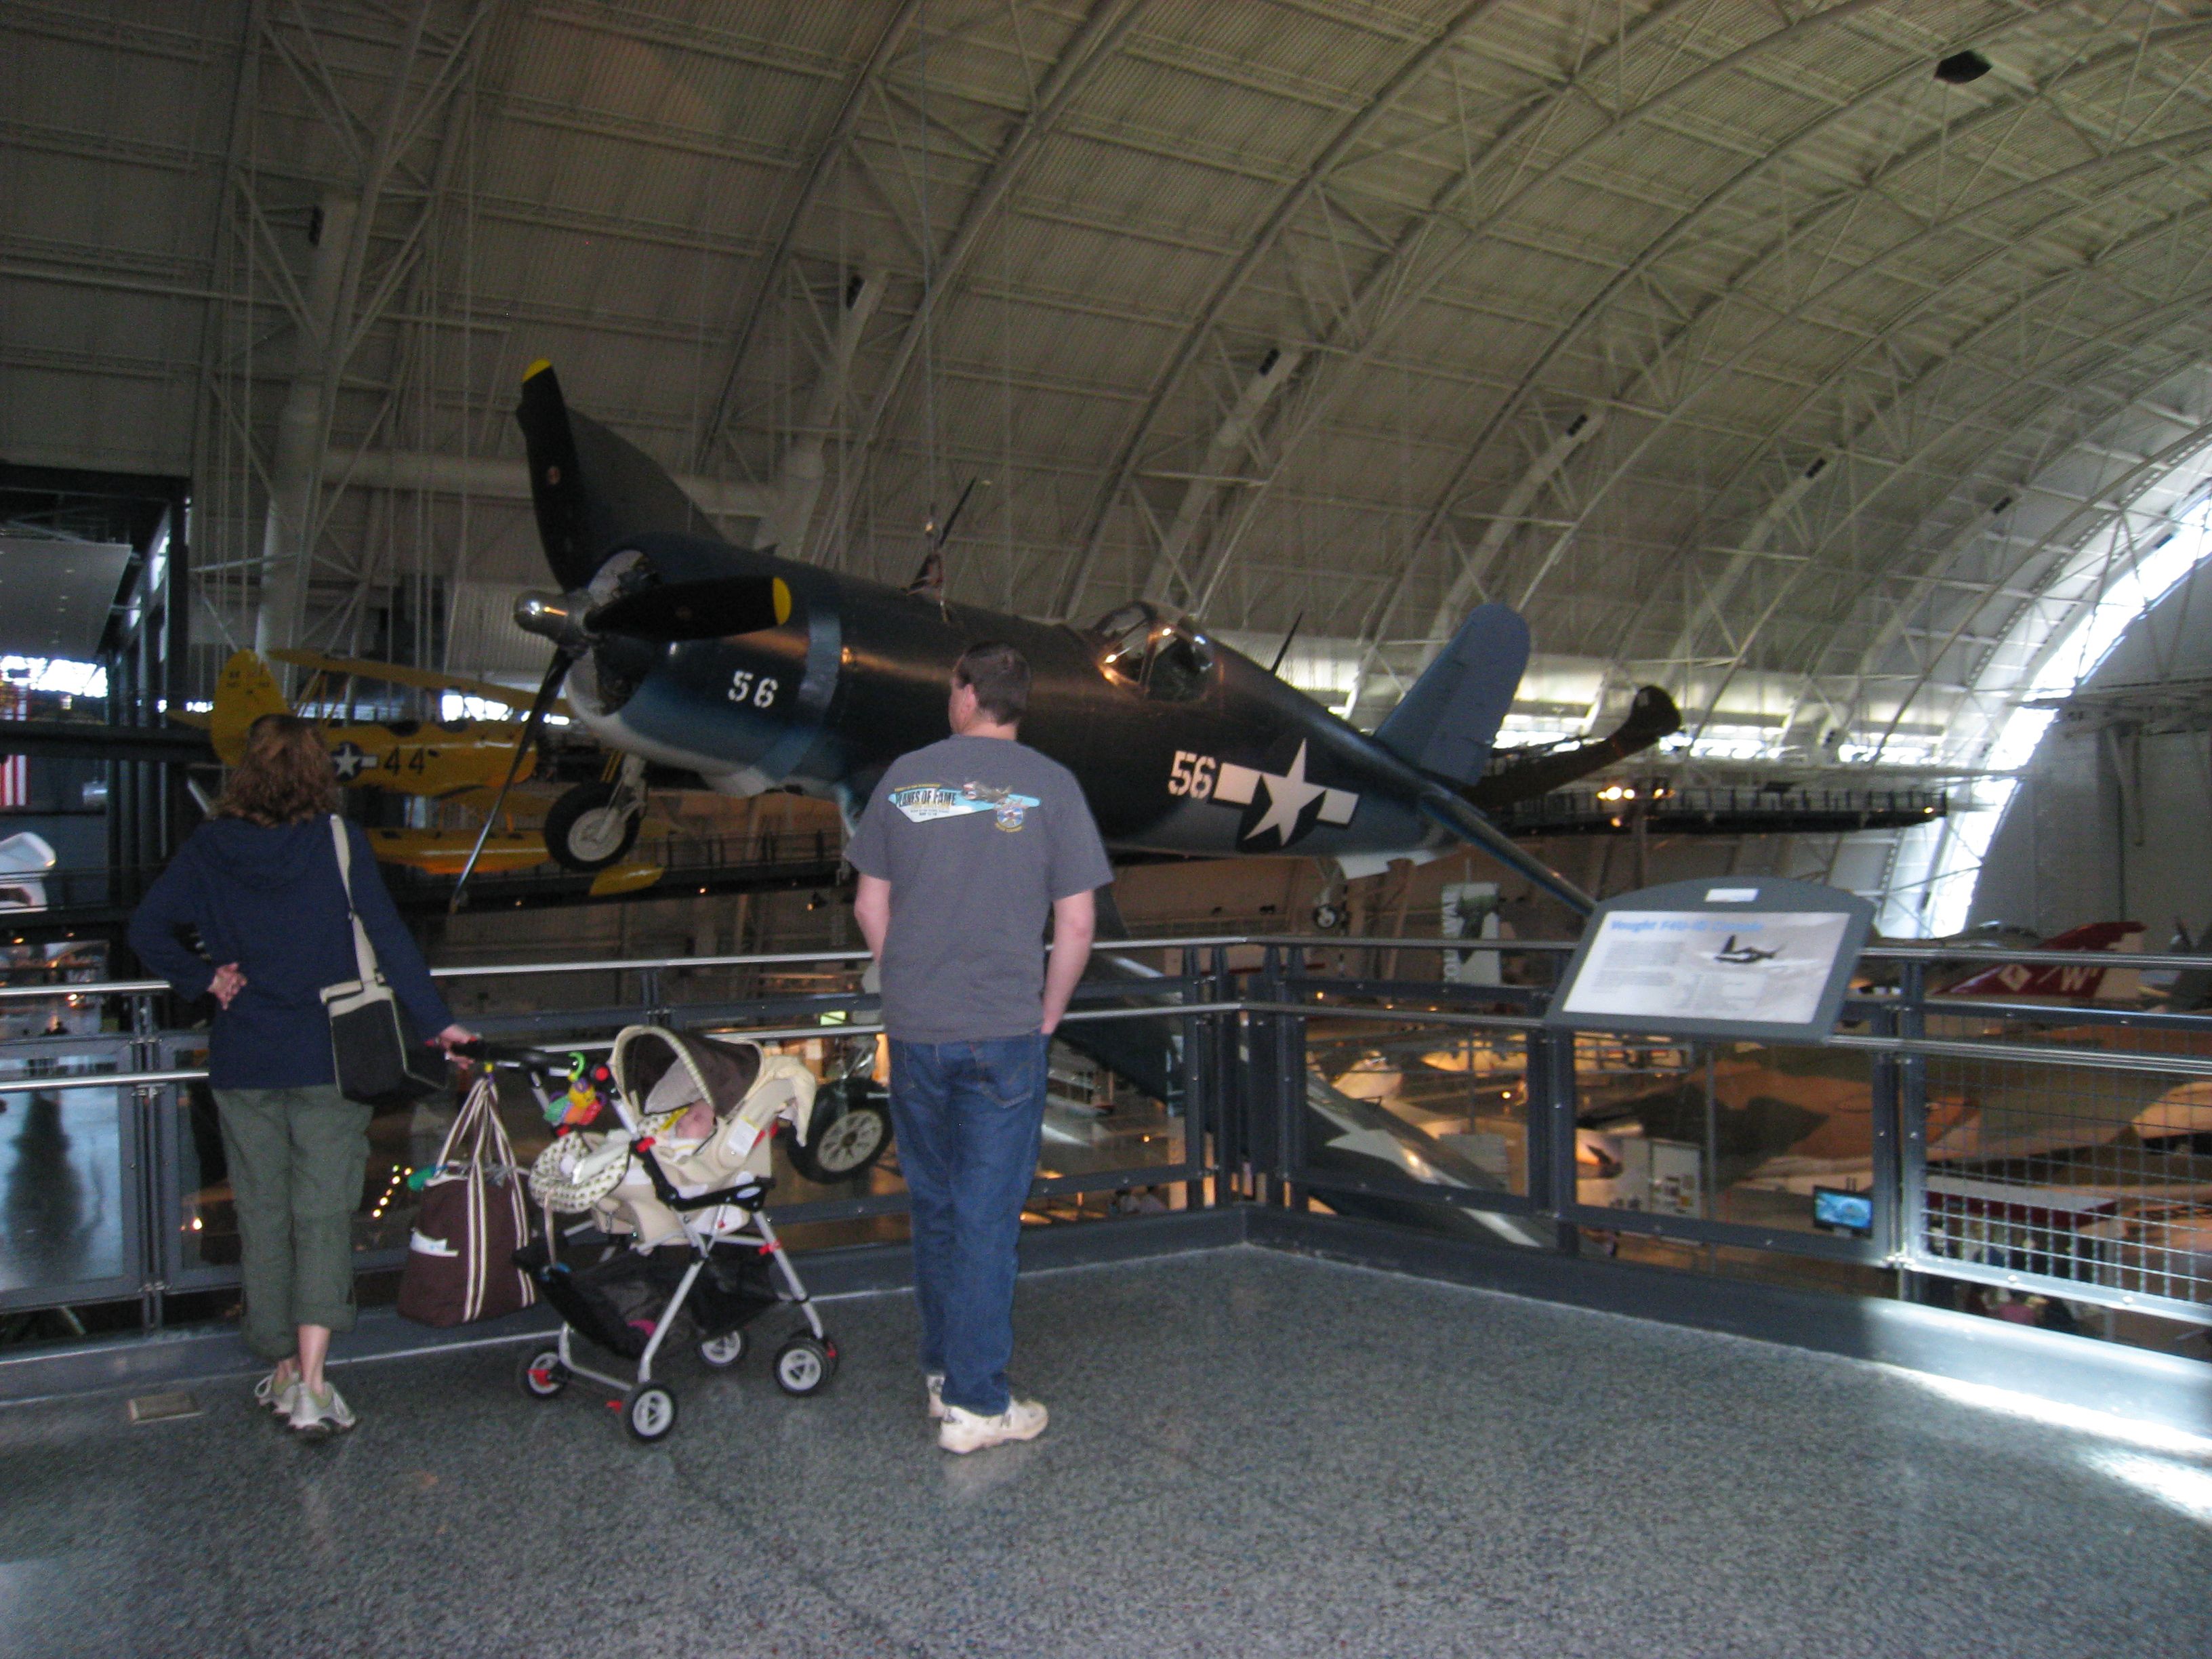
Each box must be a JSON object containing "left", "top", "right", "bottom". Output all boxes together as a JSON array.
[
  {"left": 1373, "top": 604, "right": 1530, "bottom": 785},
  {"left": 210, "top": 651, "right": 293, "bottom": 764}
]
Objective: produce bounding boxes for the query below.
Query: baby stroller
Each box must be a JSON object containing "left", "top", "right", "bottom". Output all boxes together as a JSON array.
[{"left": 495, "top": 1026, "right": 839, "bottom": 1443}]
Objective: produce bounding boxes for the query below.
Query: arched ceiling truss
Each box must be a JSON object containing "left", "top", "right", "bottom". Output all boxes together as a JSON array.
[{"left": 12, "top": 0, "right": 2212, "bottom": 929}]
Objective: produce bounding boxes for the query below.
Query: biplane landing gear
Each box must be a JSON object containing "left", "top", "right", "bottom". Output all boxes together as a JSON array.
[{"left": 546, "top": 756, "right": 646, "bottom": 871}]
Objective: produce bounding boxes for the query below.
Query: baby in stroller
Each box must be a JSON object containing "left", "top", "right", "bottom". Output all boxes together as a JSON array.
[{"left": 510, "top": 1025, "right": 841, "bottom": 1443}]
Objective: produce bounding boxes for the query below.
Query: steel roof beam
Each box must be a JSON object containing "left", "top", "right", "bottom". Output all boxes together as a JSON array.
[
  {"left": 1052, "top": 0, "right": 1516, "bottom": 621},
  {"left": 692, "top": 0, "right": 924, "bottom": 470},
  {"left": 1375, "top": 18, "right": 2212, "bottom": 671}
]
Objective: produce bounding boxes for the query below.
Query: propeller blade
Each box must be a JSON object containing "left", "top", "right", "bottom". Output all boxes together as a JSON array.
[
  {"left": 516, "top": 361, "right": 598, "bottom": 592},
  {"left": 588, "top": 575, "right": 792, "bottom": 641},
  {"left": 449, "top": 651, "right": 575, "bottom": 914}
]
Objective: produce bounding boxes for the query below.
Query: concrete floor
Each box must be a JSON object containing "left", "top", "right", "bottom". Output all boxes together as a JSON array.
[{"left": 1, "top": 1247, "right": 2205, "bottom": 1658}]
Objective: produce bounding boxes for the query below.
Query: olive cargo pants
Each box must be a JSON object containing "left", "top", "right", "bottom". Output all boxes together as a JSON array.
[{"left": 212, "top": 1086, "right": 373, "bottom": 1360}]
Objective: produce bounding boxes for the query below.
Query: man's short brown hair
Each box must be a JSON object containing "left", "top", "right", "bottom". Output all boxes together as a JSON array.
[{"left": 954, "top": 641, "right": 1030, "bottom": 724}]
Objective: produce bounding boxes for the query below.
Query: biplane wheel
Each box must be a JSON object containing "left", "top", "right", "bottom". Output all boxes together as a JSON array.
[{"left": 545, "top": 781, "right": 642, "bottom": 871}]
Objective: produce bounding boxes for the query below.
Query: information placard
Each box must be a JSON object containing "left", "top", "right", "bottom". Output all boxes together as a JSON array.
[{"left": 1544, "top": 878, "right": 1873, "bottom": 1043}]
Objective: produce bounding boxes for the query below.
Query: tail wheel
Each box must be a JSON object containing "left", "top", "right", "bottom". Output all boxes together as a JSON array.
[
  {"left": 624, "top": 1383, "right": 677, "bottom": 1443},
  {"left": 544, "top": 781, "right": 642, "bottom": 871},
  {"left": 774, "top": 1334, "right": 838, "bottom": 1397}
]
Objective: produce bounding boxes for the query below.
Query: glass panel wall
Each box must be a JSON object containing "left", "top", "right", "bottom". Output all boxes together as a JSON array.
[{"left": 0, "top": 1041, "right": 134, "bottom": 1308}]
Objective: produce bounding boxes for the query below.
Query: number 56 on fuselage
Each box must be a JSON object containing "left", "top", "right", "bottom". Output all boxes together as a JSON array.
[{"left": 484, "top": 364, "right": 1681, "bottom": 913}]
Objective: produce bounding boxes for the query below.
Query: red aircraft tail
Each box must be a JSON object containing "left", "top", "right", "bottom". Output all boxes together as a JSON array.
[{"left": 1942, "top": 921, "right": 2146, "bottom": 1000}]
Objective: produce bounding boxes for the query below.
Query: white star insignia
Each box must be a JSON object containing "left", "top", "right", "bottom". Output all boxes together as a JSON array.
[{"left": 1212, "top": 741, "right": 1357, "bottom": 846}]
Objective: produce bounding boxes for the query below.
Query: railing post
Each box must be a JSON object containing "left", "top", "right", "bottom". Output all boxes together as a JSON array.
[
  {"left": 1179, "top": 947, "right": 1212, "bottom": 1204},
  {"left": 1278, "top": 943, "right": 1307, "bottom": 1210},
  {"left": 1868, "top": 995, "right": 1902, "bottom": 1272},
  {"left": 1893, "top": 959, "right": 1931, "bottom": 1300},
  {"left": 128, "top": 990, "right": 167, "bottom": 1330},
  {"left": 1242, "top": 945, "right": 1277, "bottom": 1209},
  {"left": 1209, "top": 945, "right": 1244, "bottom": 1200}
]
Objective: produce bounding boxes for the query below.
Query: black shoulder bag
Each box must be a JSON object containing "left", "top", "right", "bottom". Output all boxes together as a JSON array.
[{"left": 320, "top": 816, "right": 447, "bottom": 1107}]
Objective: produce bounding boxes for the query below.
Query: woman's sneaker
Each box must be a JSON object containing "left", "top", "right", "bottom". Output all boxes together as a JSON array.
[
  {"left": 287, "top": 1382, "right": 356, "bottom": 1440},
  {"left": 253, "top": 1369, "right": 300, "bottom": 1417},
  {"left": 937, "top": 1397, "right": 1046, "bottom": 1454},
  {"left": 925, "top": 1373, "right": 946, "bottom": 1420}
]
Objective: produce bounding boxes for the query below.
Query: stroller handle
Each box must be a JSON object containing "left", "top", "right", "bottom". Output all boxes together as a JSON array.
[{"left": 457, "top": 1039, "right": 585, "bottom": 1078}]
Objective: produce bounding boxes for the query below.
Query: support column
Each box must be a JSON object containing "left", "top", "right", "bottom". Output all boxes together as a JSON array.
[{"left": 255, "top": 192, "right": 356, "bottom": 656}]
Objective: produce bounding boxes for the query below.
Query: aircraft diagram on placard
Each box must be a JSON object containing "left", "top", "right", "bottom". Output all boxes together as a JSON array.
[{"left": 451, "top": 362, "right": 1685, "bottom": 909}]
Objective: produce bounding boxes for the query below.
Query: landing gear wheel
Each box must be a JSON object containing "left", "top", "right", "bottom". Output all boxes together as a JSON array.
[
  {"left": 545, "top": 781, "right": 642, "bottom": 872},
  {"left": 773, "top": 1334, "right": 837, "bottom": 1397},
  {"left": 517, "top": 1346, "right": 568, "bottom": 1400},
  {"left": 697, "top": 1328, "right": 747, "bottom": 1370},
  {"left": 787, "top": 1089, "right": 891, "bottom": 1183},
  {"left": 624, "top": 1383, "right": 677, "bottom": 1443}
]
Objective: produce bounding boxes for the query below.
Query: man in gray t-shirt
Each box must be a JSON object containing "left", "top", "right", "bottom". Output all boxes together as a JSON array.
[{"left": 848, "top": 641, "right": 1111, "bottom": 1454}]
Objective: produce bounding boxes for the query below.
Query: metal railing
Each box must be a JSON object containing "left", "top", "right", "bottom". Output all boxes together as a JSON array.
[{"left": 2, "top": 935, "right": 2209, "bottom": 1337}]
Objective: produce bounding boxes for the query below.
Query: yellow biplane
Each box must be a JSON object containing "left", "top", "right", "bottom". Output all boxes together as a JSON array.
[{"left": 211, "top": 650, "right": 663, "bottom": 893}]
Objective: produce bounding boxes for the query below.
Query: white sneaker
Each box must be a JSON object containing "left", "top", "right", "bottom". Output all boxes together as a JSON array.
[
  {"left": 925, "top": 1372, "right": 946, "bottom": 1420},
  {"left": 253, "top": 1369, "right": 300, "bottom": 1417},
  {"left": 288, "top": 1382, "right": 356, "bottom": 1440},
  {"left": 937, "top": 1397, "right": 1047, "bottom": 1454}
]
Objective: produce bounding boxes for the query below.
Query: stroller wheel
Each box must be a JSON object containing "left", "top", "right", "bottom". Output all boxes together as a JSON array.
[
  {"left": 697, "top": 1328, "right": 747, "bottom": 1370},
  {"left": 625, "top": 1384, "right": 677, "bottom": 1443},
  {"left": 773, "top": 1334, "right": 838, "bottom": 1397},
  {"left": 518, "top": 1346, "right": 568, "bottom": 1400}
]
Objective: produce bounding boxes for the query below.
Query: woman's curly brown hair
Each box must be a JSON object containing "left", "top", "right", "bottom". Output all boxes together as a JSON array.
[{"left": 213, "top": 713, "right": 340, "bottom": 825}]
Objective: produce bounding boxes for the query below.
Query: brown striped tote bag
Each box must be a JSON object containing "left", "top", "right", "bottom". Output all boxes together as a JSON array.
[{"left": 397, "top": 1073, "right": 537, "bottom": 1326}]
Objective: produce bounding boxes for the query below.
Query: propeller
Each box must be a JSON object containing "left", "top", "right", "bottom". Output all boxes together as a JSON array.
[{"left": 449, "top": 647, "right": 579, "bottom": 914}]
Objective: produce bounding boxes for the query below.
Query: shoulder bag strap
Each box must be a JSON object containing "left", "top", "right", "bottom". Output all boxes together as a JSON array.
[{"left": 330, "top": 815, "right": 382, "bottom": 988}]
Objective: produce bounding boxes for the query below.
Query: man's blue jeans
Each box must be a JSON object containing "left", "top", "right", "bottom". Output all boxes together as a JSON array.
[{"left": 888, "top": 1033, "right": 1048, "bottom": 1416}]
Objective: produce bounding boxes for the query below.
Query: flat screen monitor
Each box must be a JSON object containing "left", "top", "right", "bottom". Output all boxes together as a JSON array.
[{"left": 1813, "top": 1185, "right": 1874, "bottom": 1237}]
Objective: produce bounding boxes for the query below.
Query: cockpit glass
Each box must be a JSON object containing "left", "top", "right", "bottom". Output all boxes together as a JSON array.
[{"left": 1086, "top": 602, "right": 1214, "bottom": 701}]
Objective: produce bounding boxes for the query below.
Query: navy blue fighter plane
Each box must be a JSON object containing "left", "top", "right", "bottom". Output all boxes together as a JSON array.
[{"left": 457, "top": 363, "right": 1679, "bottom": 909}]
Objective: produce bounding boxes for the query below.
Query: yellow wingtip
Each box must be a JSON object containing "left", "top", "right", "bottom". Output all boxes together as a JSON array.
[
  {"left": 773, "top": 577, "right": 792, "bottom": 627},
  {"left": 523, "top": 358, "right": 552, "bottom": 382}
]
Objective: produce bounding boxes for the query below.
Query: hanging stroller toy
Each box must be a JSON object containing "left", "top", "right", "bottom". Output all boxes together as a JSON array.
[{"left": 494, "top": 1026, "right": 839, "bottom": 1443}]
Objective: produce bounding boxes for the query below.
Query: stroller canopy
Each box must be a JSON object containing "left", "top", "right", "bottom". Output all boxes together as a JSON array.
[{"left": 613, "top": 1027, "right": 764, "bottom": 1120}]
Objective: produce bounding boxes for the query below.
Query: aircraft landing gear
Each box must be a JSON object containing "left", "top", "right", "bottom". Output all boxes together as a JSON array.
[{"left": 546, "top": 756, "right": 646, "bottom": 871}]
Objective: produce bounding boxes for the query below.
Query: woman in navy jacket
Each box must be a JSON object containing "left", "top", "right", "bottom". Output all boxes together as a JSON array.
[{"left": 130, "top": 714, "right": 470, "bottom": 1437}]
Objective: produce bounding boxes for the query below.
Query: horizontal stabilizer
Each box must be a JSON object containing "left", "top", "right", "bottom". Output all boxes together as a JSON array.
[
  {"left": 1466, "top": 685, "right": 1682, "bottom": 808},
  {"left": 1374, "top": 604, "right": 1530, "bottom": 786}
]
